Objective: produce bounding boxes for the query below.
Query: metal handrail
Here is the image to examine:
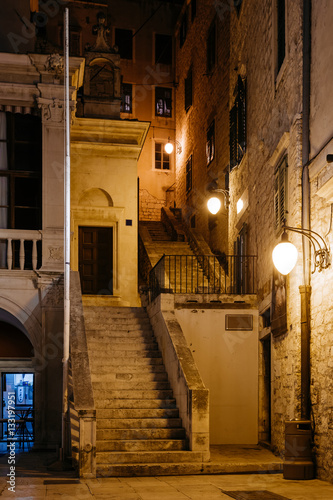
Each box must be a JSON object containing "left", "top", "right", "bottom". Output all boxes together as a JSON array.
[{"left": 149, "top": 254, "right": 257, "bottom": 300}]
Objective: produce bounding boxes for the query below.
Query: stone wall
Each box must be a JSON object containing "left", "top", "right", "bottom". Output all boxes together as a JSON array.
[
  {"left": 174, "top": 0, "right": 230, "bottom": 255},
  {"left": 139, "top": 189, "right": 166, "bottom": 221},
  {"left": 228, "top": 0, "right": 304, "bottom": 458}
]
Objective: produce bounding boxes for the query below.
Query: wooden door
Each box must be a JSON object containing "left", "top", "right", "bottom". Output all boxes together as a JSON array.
[{"left": 79, "top": 226, "right": 113, "bottom": 295}]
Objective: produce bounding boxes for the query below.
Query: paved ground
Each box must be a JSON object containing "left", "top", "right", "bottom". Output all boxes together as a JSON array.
[{"left": 0, "top": 447, "right": 333, "bottom": 499}]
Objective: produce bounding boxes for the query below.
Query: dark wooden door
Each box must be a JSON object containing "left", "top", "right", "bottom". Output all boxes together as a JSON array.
[{"left": 79, "top": 226, "right": 113, "bottom": 295}]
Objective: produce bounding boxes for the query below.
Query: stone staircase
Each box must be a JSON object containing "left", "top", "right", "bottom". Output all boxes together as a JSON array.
[
  {"left": 84, "top": 305, "right": 204, "bottom": 476},
  {"left": 140, "top": 221, "right": 221, "bottom": 294}
]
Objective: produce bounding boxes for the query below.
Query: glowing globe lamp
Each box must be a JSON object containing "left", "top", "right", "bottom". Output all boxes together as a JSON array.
[
  {"left": 164, "top": 142, "right": 174, "bottom": 154},
  {"left": 207, "top": 196, "right": 222, "bottom": 215},
  {"left": 272, "top": 235, "right": 298, "bottom": 275}
]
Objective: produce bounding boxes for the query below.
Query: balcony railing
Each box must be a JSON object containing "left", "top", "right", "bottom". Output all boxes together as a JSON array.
[
  {"left": 149, "top": 254, "right": 257, "bottom": 300},
  {"left": 0, "top": 229, "right": 42, "bottom": 271}
]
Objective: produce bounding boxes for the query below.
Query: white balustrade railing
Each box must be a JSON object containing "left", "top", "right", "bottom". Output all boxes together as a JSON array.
[{"left": 0, "top": 229, "right": 42, "bottom": 271}]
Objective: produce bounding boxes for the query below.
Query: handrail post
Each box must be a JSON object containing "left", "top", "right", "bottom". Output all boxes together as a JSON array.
[{"left": 7, "top": 238, "right": 12, "bottom": 270}]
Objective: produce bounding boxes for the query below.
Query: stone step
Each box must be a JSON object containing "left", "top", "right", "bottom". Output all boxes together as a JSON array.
[
  {"left": 91, "top": 372, "right": 168, "bottom": 383},
  {"left": 89, "top": 356, "right": 164, "bottom": 366},
  {"left": 85, "top": 319, "right": 152, "bottom": 333},
  {"left": 96, "top": 451, "right": 202, "bottom": 465},
  {"left": 97, "top": 427, "right": 184, "bottom": 441},
  {"left": 90, "top": 364, "right": 166, "bottom": 375},
  {"left": 92, "top": 381, "right": 171, "bottom": 391},
  {"left": 89, "top": 349, "right": 162, "bottom": 359},
  {"left": 87, "top": 340, "right": 158, "bottom": 351},
  {"left": 93, "top": 389, "right": 174, "bottom": 400},
  {"left": 84, "top": 306, "right": 146, "bottom": 315},
  {"left": 96, "top": 418, "right": 182, "bottom": 430},
  {"left": 86, "top": 331, "right": 155, "bottom": 341},
  {"left": 96, "top": 408, "right": 179, "bottom": 419},
  {"left": 95, "top": 399, "right": 177, "bottom": 410},
  {"left": 85, "top": 317, "right": 151, "bottom": 327},
  {"left": 96, "top": 439, "right": 186, "bottom": 452}
]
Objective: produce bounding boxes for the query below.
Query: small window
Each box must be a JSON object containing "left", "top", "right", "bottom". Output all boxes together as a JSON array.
[
  {"left": 274, "top": 156, "right": 288, "bottom": 231},
  {"left": 207, "top": 21, "right": 216, "bottom": 74},
  {"left": 179, "top": 12, "right": 187, "bottom": 48},
  {"left": 155, "top": 143, "right": 170, "bottom": 170},
  {"left": 191, "top": 0, "right": 197, "bottom": 21},
  {"left": 277, "top": 0, "right": 286, "bottom": 73},
  {"left": 186, "top": 155, "right": 192, "bottom": 194},
  {"left": 185, "top": 67, "right": 192, "bottom": 112},
  {"left": 155, "top": 87, "right": 172, "bottom": 118},
  {"left": 70, "top": 28, "right": 81, "bottom": 56},
  {"left": 206, "top": 120, "right": 215, "bottom": 166},
  {"left": 155, "top": 34, "right": 172, "bottom": 65},
  {"left": 115, "top": 28, "right": 133, "bottom": 60},
  {"left": 229, "top": 75, "right": 246, "bottom": 169},
  {"left": 120, "top": 83, "right": 132, "bottom": 113}
]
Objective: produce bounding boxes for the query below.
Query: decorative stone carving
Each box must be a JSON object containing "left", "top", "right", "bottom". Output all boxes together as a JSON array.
[
  {"left": 45, "top": 53, "right": 64, "bottom": 78},
  {"left": 48, "top": 246, "right": 63, "bottom": 261},
  {"left": 91, "top": 12, "right": 112, "bottom": 53}
]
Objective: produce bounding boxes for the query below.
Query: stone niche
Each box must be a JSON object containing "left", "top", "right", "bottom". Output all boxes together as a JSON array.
[{"left": 80, "top": 52, "right": 121, "bottom": 119}]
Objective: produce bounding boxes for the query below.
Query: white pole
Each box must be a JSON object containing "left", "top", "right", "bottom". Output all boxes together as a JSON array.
[{"left": 62, "top": 6, "right": 70, "bottom": 461}]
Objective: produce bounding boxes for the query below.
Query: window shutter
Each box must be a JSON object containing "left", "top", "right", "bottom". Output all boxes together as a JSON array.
[
  {"left": 237, "top": 76, "right": 246, "bottom": 162},
  {"left": 185, "top": 68, "right": 192, "bottom": 112},
  {"left": 274, "top": 156, "right": 287, "bottom": 230},
  {"left": 229, "top": 104, "right": 237, "bottom": 169}
]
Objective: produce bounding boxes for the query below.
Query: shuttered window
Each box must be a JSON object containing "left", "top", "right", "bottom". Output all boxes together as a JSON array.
[
  {"left": 206, "top": 120, "right": 215, "bottom": 166},
  {"left": 229, "top": 75, "right": 246, "bottom": 170},
  {"left": 185, "top": 67, "right": 192, "bottom": 112},
  {"left": 186, "top": 155, "right": 192, "bottom": 194},
  {"left": 274, "top": 156, "right": 287, "bottom": 231},
  {"left": 277, "top": 0, "right": 286, "bottom": 73}
]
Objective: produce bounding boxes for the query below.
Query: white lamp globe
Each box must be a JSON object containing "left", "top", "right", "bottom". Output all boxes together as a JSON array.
[
  {"left": 207, "top": 196, "right": 222, "bottom": 215},
  {"left": 272, "top": 241, "right": 298, "bottom": 275},
  {"left": 164, "top": 142, "right": 174, "bottom": 154}
]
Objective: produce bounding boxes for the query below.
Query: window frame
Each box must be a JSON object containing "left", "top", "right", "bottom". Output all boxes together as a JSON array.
[
  {"left": 179, "top": 11, "right": 187, "bottom": 48},
  {"left": 154, "top": 34, "right": 172, "bottom": 65},
  {"left": 207, "top": 20, "right": 216, "bottom": 74},
  {"left": 155, "top": 87, "right": 172, "bottom": 118},
  {"left": 185, "top": 66, "right": 193, "bottom": 113},
  {"left": 154, "top": 142, "right": 171, "bottom": 171},
  {"left": 229, "top": 75, "right": 246, "bottom": 170},
  {"left": 115, "top": 27, "right": 133, "bottom": 60},
  {"left": 186, "top": 154, "right": 193, "bottom": 194},
  {"left": 120, "top": 83, "right": 133, "bottom": 114},
  {"left": 206, "top": 120, "right": 215, "bottom": 166},
  {"left": 274, "top": 155, "right": 288, "bottom": 232}
]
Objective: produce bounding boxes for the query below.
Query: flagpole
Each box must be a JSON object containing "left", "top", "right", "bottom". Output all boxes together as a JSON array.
[{"left": 62, "top": 6, "right": 70, "bottom": 461}]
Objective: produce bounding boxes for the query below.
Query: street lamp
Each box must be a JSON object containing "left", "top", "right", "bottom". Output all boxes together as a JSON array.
[
  {"left": 207, "top": 188, "right": 229, "bottom": 214},
  {"left": 272, "top": 224, "right": 330, "bottom": 275},
  {"left": 164, "top": 138, "right": 182, "bottom": 154}
]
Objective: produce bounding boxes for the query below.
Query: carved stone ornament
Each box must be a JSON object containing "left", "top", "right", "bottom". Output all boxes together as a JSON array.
[
  {"left": 45, "top": 53, "right": 64, "bottom": 77},
  {"left": 91, "top": 12, "right": 112, "bottom": 52},
  {"left": 48, "top": 246, "right": 63, "bottom": 261}
]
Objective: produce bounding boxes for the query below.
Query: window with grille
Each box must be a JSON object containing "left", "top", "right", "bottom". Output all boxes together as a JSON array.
[
  {"left": 155, "top": 34, "right": 172, "bottom": 65},
  {"left": 186, "top": 155, "right": 192, "bottom": 194},
  {"left": 155, "top": 87, "right": 172, "bottom": 118},
  {"left": 120, "top": 83, "right": 132, "bottom": 113},
  {"left": 155, "top": 143, "right": 170, "bottom": 170},
  {"left": 207, "top": 21, "right": 216, "bottom": 74},
  {"left": 229, "top": 75, "right": 246, "bottom": 170},
  {"left": 115, "top": 28, "right": 133, "bottom": 60},
  {"left": 185, "top": 67, "right": 192, "bottom": 112},
  {"left": 206, "top": 120, "right": 215, "bottom": 166},
  {"left": 277, "top": 0, "right": 286, "bottom": 73},
  {"left": 274, "top": 156, "right": 287, "bottom": 231}
]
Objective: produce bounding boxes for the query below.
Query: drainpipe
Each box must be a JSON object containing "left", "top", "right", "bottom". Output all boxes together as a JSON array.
[{"left": 300, "top": 0, "right": 311, "bottom": 422}]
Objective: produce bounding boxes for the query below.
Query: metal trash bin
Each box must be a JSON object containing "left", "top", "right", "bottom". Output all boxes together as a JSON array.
[{"left": 283, "top": 419, "right": 314, "bottom": 480}]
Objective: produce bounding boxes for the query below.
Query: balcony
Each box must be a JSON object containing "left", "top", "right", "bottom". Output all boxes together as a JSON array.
[{"left": 0, "top": 229, "right": 42, "bottom": 271}]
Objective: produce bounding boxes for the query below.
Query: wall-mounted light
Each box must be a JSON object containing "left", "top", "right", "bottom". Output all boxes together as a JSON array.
[
  {"left": 165, "top": 138, "right": 182, "bottom": 155},
  {"left": 237, "top": 198, "right": 244, "bottom": 214},
  {"left": 207, "top": 188, "right": 229, "bottom": 214},
  {"left": 272, "top": 224, "right": 330, "bottom": 275}
]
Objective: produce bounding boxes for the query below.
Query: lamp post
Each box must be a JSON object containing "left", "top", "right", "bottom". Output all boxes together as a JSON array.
[{"left": 272, "top": 222, "right": 330, "bottom": 479}]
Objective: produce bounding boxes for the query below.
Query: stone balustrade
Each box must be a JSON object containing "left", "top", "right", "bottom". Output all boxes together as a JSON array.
[{"left": 0, "top": 229, "right": 42, "bottom": 271}]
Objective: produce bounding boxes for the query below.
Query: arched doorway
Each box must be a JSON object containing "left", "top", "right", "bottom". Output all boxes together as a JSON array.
[{"left": 0, "top": 318, "right": 35, "bottom": 450}]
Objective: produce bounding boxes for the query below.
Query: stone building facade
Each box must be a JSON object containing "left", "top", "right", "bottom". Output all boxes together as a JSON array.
[{"left": 174, "top": 0, "right": 333, "bottom": 483}]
